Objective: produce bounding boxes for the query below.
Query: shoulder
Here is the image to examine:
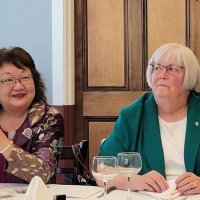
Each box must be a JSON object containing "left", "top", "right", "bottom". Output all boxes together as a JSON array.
[
  {"left": 45, "top": 105, "right": 63, "bottom": 116},
  {"left": 190, "top": 90, "right": 200, "bottom": 99},
  {"left": 188, "top": 91, "right": 200, "bottom": 106},
  {"left": 30, "top": 103, "right": 62, "bottom": 116},
  {"left": 28, "top": 103, "right": 63, "bottom": 126},
  {"left": 187, "top": 91, "right": 200, "bottom": 113}
]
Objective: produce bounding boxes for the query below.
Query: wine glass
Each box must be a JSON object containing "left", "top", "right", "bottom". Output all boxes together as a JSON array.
[
  {"left": 92, "top": 156, "right": 118, "bottom": 198},
  {"left": 117, "top": 152, "right": 142, "bottom": 200}
]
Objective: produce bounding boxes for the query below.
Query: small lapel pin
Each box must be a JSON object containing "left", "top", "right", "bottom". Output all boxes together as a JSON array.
[
  {"left": 195, "top": 122, "right": 199, "bottom": 127},
  {"left": 22, "top": 128, "right": 33, "bottom": 139}
]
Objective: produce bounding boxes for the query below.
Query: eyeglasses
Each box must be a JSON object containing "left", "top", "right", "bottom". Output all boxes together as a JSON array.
[
  {"left": 150, "top": 63, "right": 184, "bottom": 75},
  {"left": 0, "top": 75, "right": 33, "bottom": 87}
]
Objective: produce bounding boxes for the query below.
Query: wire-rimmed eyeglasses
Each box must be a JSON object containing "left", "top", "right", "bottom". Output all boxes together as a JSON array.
[
  {"left": 150, "top": 63, "right": 184, "bottom": 75},
  {"left": 0, "top": 75, "right": 33, "bottom": 87}
]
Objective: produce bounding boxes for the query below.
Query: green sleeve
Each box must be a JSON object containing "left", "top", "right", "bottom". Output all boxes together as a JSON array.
[
  {"left": 98, "top": 92, "right": 150, "bottom": 158},
  {"left": 98, "top": 109, "right": 132, "bottom": 157}
]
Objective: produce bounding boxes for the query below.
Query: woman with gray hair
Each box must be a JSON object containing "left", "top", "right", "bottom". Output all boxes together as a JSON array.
[{"left": 98, "top": 43, "right": 200, "bottom": 195}]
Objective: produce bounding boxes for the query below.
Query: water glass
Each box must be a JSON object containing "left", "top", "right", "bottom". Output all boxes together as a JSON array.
[
  {"left": 118, "top": 152, "right": 142, "bottom": 200},
  {"left": 92, "top": 156, "right": 118, "bottom": 198}
]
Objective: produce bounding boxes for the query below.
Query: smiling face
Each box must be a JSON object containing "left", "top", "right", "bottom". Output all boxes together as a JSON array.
[
  {"left": 0, "top": 63, "right": 35, "bottom": 112},
  {"left": 151, "top": 57, "right": 186, "bottom": 100}
]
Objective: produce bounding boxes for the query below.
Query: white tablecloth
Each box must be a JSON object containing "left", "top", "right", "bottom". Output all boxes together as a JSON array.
[{"left": 0, "top": 183, "right": 199, "bottom": 200}]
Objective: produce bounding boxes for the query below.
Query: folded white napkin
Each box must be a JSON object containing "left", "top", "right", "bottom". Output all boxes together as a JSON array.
[
  {"left": 139, "top": 180, "right": 184, "bottom": 200},
  {"left": 187, "top": 195, "right": 200, "bottom": 200},
  {"left": 23, "top": 176, "right": 53, "bottom": 200},
  {"left": 0, "top": 188, "right": 17, "bottom": 198}
]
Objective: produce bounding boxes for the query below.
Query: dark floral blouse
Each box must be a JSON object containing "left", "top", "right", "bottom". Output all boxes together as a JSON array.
[{"left": 0, "top": 103, "right": 64, "bottom": 183}]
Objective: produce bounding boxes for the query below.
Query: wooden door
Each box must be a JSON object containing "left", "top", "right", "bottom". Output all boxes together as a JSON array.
[{"left": 74, "top": 0, "right": 200, "bottom": 168}]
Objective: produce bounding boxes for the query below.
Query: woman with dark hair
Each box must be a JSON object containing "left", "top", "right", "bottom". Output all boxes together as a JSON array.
[{"left": 0, "top": 47, "right": 64, "bottom": 183}]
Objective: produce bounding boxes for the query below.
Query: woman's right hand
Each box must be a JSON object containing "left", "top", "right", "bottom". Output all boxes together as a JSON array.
[{"left": 132, "top": 170, "right": 169, "bottom": 192}]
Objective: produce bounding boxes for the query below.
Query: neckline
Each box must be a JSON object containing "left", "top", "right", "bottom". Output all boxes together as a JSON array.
[{"left": 158, "top": 116, "right": 187, "bottom": 125}]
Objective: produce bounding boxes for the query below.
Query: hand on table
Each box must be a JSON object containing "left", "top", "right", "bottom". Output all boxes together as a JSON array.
[
  {"left": 176, "top": 172, "right": 200, "bottom": 195},
  {"left": 133, "top": 170, "right": 168, "bottom": 192}
]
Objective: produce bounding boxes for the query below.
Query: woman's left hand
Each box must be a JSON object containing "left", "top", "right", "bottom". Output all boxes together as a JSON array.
[{"left": 175, "top": 172, "right": 200, "bottom": 194}]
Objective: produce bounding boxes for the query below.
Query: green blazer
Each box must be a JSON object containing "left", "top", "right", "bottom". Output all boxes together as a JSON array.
[{"left": 99, "top": 91, "right": 200, "bottom": 178}]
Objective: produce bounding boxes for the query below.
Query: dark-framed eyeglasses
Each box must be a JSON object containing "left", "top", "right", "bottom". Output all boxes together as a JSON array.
[
  {"left": 150, "top": 63, "right": 184, "bottom": 75},
  {"left": 0, "top": 75, "right": 33, "bottom": 87}
]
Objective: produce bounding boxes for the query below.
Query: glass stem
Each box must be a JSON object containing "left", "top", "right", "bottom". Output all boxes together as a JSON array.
[
  {"left": 127, "top": 176, "right": 131, "bottom": 200},
  {"left": 104, "top": 181, "right": 108, "bottom": 196}
]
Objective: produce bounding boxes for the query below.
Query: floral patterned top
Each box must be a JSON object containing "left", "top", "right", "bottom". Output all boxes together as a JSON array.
[{"left": 0, "top": 103, "right": 64, "bottom": 183}]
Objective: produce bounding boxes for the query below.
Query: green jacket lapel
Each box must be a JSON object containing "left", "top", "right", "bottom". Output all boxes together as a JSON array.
[
  {"left": 143, "top": 94, "right": 166, "bottom": 177},
  {"left": 184, "top": 92, "right": 200, "bottom": 172}
]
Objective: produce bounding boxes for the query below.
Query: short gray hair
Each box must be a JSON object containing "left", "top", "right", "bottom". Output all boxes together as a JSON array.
[{"left": 146, "top": 43, "right": 200, "bottom": 91}]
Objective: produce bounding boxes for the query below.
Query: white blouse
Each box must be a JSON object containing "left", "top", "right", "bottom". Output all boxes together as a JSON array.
[{"left": 159, "top": 116, "right": 187, "bottom": 180}]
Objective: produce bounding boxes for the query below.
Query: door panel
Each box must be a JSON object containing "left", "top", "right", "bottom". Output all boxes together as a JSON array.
[
  {"left": 89, "top": 121, "right": 115, "bottom": 168},
  {"left": 148, "top": 0, "right": 186, "bottom": 57},
  {"left": 83, "top": 91, "right": 145, "bottom": 116},
  {"left": 87, "top": 0, "right": 125, "bottom": 87}
]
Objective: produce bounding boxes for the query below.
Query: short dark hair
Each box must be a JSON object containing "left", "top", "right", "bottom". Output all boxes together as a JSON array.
[{"left": 0, "top": 47, "right": 47, "bottom": 104}]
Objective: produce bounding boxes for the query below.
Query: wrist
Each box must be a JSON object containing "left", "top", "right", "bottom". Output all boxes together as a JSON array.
[{"left": 0, "top": 141, "right": 13, "bottom": 154}]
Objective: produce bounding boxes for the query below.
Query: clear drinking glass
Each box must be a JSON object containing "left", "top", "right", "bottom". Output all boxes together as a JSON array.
[
  {"left": 117, "top": 152, "right": 142, "bottom": 200},
  {"left": 92, "top": 156, "right": 118, "bottom": 199}
]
